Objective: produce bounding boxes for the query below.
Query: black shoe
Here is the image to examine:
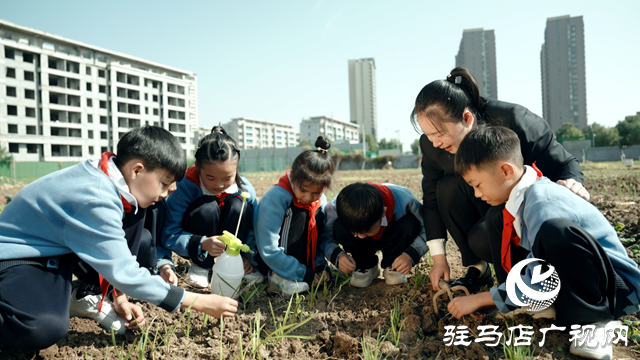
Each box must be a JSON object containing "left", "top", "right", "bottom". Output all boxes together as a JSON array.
[{"left": 450, "top": 266, "right": 494, "bottom": 293}]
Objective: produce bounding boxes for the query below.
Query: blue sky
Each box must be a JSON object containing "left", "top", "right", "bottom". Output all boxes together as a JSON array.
[{"left": 3, "top": 0, "right": 639, "bottom": 150}]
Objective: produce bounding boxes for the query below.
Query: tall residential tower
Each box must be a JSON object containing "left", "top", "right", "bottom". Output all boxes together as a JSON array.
[
  {"left": 455, "top": 28, "right": 497, "bottom": 99},
  {"left": 540, "top": 15, "right": 587, "bottom": 132},
  {"left": 348, "top": 58, "right": 377, "bottom": 141}
]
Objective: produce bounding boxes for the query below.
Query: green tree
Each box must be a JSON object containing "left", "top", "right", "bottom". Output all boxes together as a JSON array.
[
  {"left": 615, "top": 115, "right": 640, "bottom": 146},
  {"left": 411, "top": 139, "right": 421, "bottom": 155},
  {"left": 555, "top": 122, "right": 583, "bottom": 139},
  {"left": 582, "top": 123, "right": 621, "bottom": 147},
  {"left": 377, "top": 138, "right": 402, "bottom": 153},
  {"left": 0, "top": 146, "right": 12, "bottom": 163},
  {"left": 365, "top": 134, "right": 377, "bottom": 152},
  {"left": 299, "top": 139, "right": 312, "bottom": 147}
]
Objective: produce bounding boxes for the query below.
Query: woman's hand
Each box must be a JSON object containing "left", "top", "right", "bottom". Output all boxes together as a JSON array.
[
  {"left": 557, "top": 178, "right": 590, "bottom": 201},
  {"left": 201, "top": 236, "right": 226, "bottom": 257},
  {"left": 429, "top": 254, "right": 450, "bottom": 291},
  {"left": 158, "top": 264, "right": 178, "bottom": 285},
  {"left": 112, "top": 292, "right": 146, "bottom": 329}
]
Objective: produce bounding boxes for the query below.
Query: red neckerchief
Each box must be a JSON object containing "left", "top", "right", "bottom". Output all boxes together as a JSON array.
[
  {"left": 97, "top": 152, "right": 132, "bottom": 311},
  {"left": 502, "top": 162, "right": 543, "bottom": 273},
  {"left": 277, "top": 171, "right": 321, "bottom": 270},
  {"left": 368, "top": 183, "right": 396, "bottom": 239},
  {"left": 186, "top": 165, "right": 235, "bottom": 208}
]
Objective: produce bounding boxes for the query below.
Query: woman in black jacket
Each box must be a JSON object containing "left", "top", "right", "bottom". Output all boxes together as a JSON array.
[{"left": 413, "top": 67, "right": 589, "bottom": 293}]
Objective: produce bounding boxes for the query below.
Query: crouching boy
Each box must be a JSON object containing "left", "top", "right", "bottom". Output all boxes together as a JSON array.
[
  {"left": 0, "top": 126, "right": 238, "bottom": 353},
  {"left": 449, "top": 126, "right": 640, "bottom": 359},
  {"left": 322, "top": 182, "right": 428, "bottom": 287}
]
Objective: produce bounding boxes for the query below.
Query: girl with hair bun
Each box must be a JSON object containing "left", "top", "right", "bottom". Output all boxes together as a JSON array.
[
  {"left": 161, "top": 130, "right": 264, "bottom": 288},
  {"left": 412, "top": 67, "right": 589, "bottom": 295},
  {"left": 254, "top": 136, "right": 335, "bottom": 295}
]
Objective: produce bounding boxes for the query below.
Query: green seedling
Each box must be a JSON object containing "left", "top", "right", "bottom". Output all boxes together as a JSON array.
[
  {"left": 502, "top": 333, "right": 536, "bottom": 360},
  {"left": 623, "top": 319, "right": 640, "bottom": 343},
  {"left": 219, "top": 316, "right": 225, "bottom": 360},
  {"left": 628, "top": 244, "right": 640, "bottom": 264},
  {"left": 361, "top": 326, "right": 390, "bottom": 360},
  {"left": 389, "top": 298, "right": 407, "bottom": 347},
  {"left": 111, "top": 327, "right": 137, "bottom": 360},
  {"left": 308, "top": 276, "right": 323, "bottom": 310},
  {"left": 614, "top": 222, "right": 625, "bottom": 232},
  {"left": 268, "top": 296, "right": 317, "bottom": 343}
]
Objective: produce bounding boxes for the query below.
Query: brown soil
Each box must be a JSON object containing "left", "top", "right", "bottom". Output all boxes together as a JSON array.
[{"left": 1, "top": 168, "right": 639, "bottom": 359}]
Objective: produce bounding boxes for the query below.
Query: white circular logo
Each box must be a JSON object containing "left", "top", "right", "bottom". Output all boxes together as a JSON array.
[{"left": 505, "top": 258, "right": 561, "bottom": 311}]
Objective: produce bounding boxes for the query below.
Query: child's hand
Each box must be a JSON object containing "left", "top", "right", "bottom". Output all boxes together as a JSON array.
[
  {"left": 184, "top": 292, "right": 238, "bottom": 318},
  {"left": 338, "top": 253, "right": 356, "bottom": 273},
  {"left": 391, "top": 253, "right": 412, "bottom": 274},
  {"left": 447, "top": 292, "right": 494, "bottom": 319},
  {"left": 430, "top": 254, "right": 450, "bottom": 291},
  {"left": 202, "top": 236, "right": 226, "bottom": 257},
  {"left": 241, "top": 255, "right": 255, "bottom": 275},
  {"left": 313, "top": 269, "right": 330, "bottom": 286},
  {"left": 158, "top": 264, "right": 178, "bottom": 285},
  {"left": 112, "top": 292, "right": 146, "bottom": 330}
]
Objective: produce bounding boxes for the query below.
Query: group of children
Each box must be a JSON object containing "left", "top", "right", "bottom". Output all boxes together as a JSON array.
[{"left": 0, "top": 124, "right": 638, "bottom": 360}]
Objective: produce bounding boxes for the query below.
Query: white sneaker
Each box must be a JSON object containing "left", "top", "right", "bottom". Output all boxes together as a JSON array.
[
  {"left": 268, "top": 272, "right": 309, "bottom": 295},
  {"left": 569, "top": 320, "right": 620, "bottom": 360},
  {"left": 69, "top": 289, "right": 126, "bottom": 335},
  {"left": 494, "top": 305, "right": 556, "bottom": 320},
  {"left": 383, "top": 267, "right": 407, "bottom": 285},
  {"left": 244, "top": 271, "right": 265, "bottom": 285},
  {"left": 350, "top": 266, "right": 380, "bottom": 288},
  {"left": 184, "top": 262, "right": 210, "bottom": 288}
]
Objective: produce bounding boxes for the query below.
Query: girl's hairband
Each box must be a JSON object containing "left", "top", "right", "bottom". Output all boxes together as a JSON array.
[
  {"left": 447, "top": 74, "right": 462, "bottom": 84},
  {"left": 317, "top": 147, "right": 327, "bottom": 153}
]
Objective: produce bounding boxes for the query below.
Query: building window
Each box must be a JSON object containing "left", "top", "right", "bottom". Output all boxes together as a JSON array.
[
  {"left": 88, "top": 146, "right": 94, "bottom": 155},
  {"left": 277, "top": 142, "right": 282, "bottom": 146},
  {"left": 145, "top": 107, "right": 149, "bottom": 114},
  {"left": 99, "top": 101, "right": 107, "bottom": 109},
  {"left": 99, "top": 85, "right": 106, "bottom": 93},
  {"left": 246, "top": 126, "right": 253, "bottom": 131},
  {"left": 153, "top": 95, "right": 158, "bottom": 102},
  {"left": 6, "top": 67, "right": 15, "bottom": 78},
  {"left": 100, "top": 131, "right": 107, "bottom": 139},
  {"left": 8, "top": 124, "right": 18, "bottom": 134},
  {"left": 100, "top": 116, "right": 107, "bottom": 124},
  {"left": 98, "top": 69, "right": 105, "bottom": 78},
  {"left": 153, "top": 108, "right": 159, "bottom": 115},
  {"left": 88, "top": 114, "right": 93, "bottom": 123},
  {"left": 9, "top": 143, "right": 19, "bottom": 153},
  {"left": 7, "top": 105, "right": 17, "bottom": 116},
  {"left": 26, "top": 107, "right": 35, "bottom": 117},
  {"left": 23, "top": 52, "right": 33, "bottom": 63},
  {"left": 6, "top": 86, "right": 17, "bottom": 97},
  {"left": 25, "top": 89, "right": 35, "bottom": 99},
  {"left": 88, "top": 130, "right": 94, "bottom": 139},
  {"left": 26, "top": 126, "right": 36, "bottom": 135},
  {"left": 27, "top": 144, "right": 38, "bottom": 153},
  {"left": 86, "top": 83, "right": 92, "bottom": 91},
  {"left": 144, "top": 93, "right": 148, "bottom": 100},
  {"left": 86, "top": 67, "right": 92, "bottom": 75},
  {"left": 4, "top": 48, "right": 15, "bottom": 59},
  {"left": 247, "top": 139, "right": 253, "bottom": 144},
  {"left": 246, "top": 133, "right": 253, "bottom": 138},
  {"left": 87, "top": 99, "right": 93, "bottom": 107}
]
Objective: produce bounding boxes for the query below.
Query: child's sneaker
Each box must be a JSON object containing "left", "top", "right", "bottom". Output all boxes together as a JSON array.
[
  {"left": 244, "top": 271, "right": 266, "bottom": 285},
  {"left": 350, "top": 266, "right": 379, "bottom": 288},
  {"left": 184, "top": 262, "right": 210, "bottom": 288},
  {"left": 383, "top": 267, "right": 407, "bottom": 285},
  {"left": 569, "top": 320, "right": 619, "bottom": 360},
  {"left": 494, "top": 305, "right": 556, "bottom": 320},
  {"left": 69, "top": 288, "right": 126, "bottom": 335},
  {"left": 268, "top": 271, "right": 309, "bottom": 295}
]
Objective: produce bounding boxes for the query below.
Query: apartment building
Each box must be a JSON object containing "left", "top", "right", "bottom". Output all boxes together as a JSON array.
[
  {"left": 455, "top": 28, "right": 498, "bottom": 99},
  {"left": 222, "top": 117, "right": 297, "bottom": 150},
  {"left": 348, "top": 58, "right": 377, "bottom": 140},
  {"left": 0, "top": 20, "right": 198, "bottom": 161},
  {"left": 299, "top": 116, "right": 359, "bottom": 145}
]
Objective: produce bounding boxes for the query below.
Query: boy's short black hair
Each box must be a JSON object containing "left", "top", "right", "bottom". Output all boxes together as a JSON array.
[
  {"left": 336, "top": 183, "right": 384, "bottom": 234},
  {"left": 115, "top": 126, "right": 187, "bottom": 182},
  {"left": 455, "top": 125, "right": 524, "bottom": 177}
]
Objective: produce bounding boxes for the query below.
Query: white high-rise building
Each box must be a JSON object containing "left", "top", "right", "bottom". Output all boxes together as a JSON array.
[
  {"left": 348, "top": 58, "right": 377, "bottom": 141},
  {"left": 299, "top": 116, "right": 359, "bottom": 145},
  {"left": 0, "top": 20, "right": 198, "bottom": 161},
  {"left": 222, "top": 117, "right": 297, "bottom": 150},
  {"left": 455, "top": 28, "right": 497, "bottom": 99}
]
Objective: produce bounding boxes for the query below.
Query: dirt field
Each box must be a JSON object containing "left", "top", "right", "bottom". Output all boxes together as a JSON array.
[{"left": 0, "top": 165, "right": 639, "bottom": 359}]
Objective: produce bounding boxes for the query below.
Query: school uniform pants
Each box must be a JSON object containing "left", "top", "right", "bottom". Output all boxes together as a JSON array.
[
  {"left": 0, "top": 254, "right": 77, "bottom": 352},
  {"left": 493, "top": 218, "right": 632, "bottom": 326},
  {"left": 333, "top": 214, "right": 420, "bottom": 270},
  {"left": 182, "top": 195, "right": 258, "bottom": 269}
]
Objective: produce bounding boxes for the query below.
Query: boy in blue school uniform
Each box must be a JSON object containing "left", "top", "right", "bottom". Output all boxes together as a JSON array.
[
  {"left": 0, "top": 126, "right": 238, "bottom": 353},
  {"left": 322, "top": 182, "right": 428, "bottom": 287},
  {"left": 448, "top": 126, "right": 640, "bottom": 360}
]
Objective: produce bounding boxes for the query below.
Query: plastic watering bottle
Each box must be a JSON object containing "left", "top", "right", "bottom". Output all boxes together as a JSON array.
[{"left": 210, "top": 230, "right": 251, "bottom": 298}]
